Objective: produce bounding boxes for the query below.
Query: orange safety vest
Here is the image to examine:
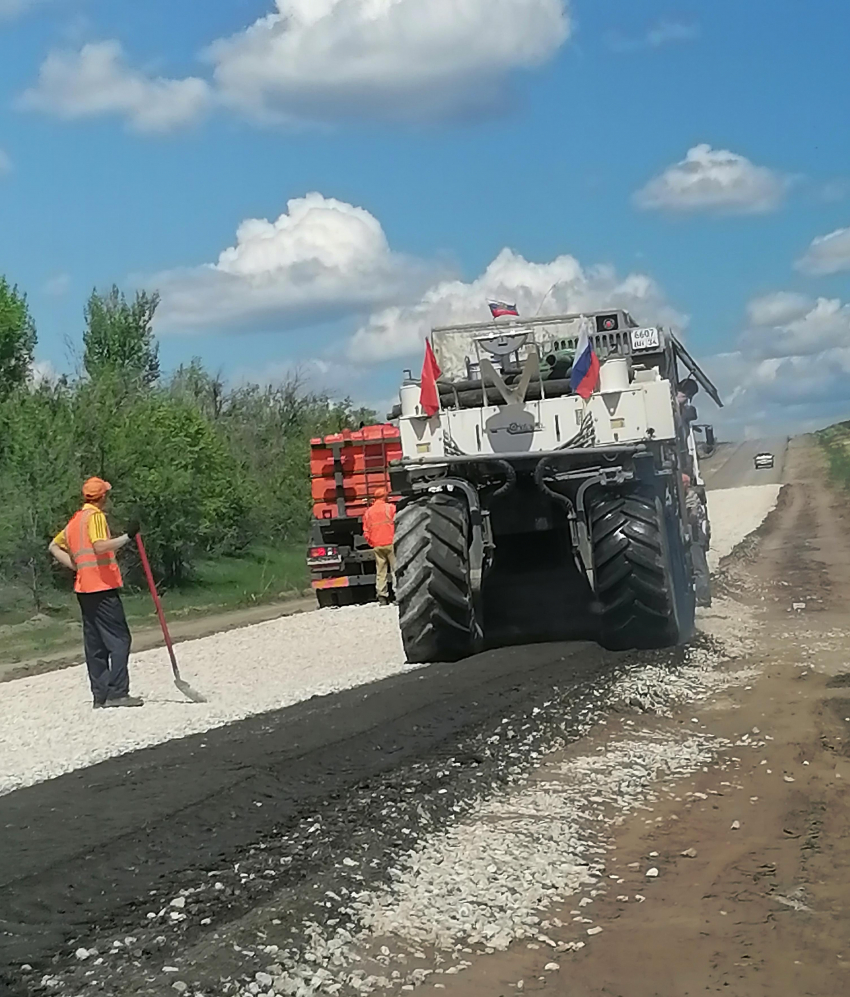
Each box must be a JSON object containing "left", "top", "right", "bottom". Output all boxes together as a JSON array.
[
  {"left": 65, "top": 508, "right": 123, "bottom": 594},
  {"left": 363, "top": 500, "right": 396, "bottom": 549}
]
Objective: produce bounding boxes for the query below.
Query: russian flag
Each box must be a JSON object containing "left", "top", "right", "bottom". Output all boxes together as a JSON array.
[
  {"left": 570, "top": 326, "right": 600, "bottom": 400},
  {"left": 488, "top": 300, "right": 519, "bottom": 319}
]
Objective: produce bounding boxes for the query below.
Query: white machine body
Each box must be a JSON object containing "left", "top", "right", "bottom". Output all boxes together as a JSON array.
[{"left": 399, "top": 366, "right": 677, "bottom": 460}]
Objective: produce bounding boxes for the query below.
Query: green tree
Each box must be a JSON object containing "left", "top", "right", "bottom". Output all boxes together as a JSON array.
[
  {"left": 98, "top": 392, "right": 248, "bottom": 586},
  {"left": 0, "top": 383, "right": 78, "bottom": 611},
  {"left": 0, "top": 277, "right": 37, "bottom": 400},
  {"left": 83, "top": 286, "right": 160, "bottom": 385}
]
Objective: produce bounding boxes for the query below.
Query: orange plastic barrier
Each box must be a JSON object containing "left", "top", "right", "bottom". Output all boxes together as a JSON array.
[{"left": 310, "top": 424, "right": 402, "bottom": 520}]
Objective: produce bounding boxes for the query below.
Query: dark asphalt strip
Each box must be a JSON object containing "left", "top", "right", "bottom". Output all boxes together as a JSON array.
[{"left": 0, "top": 639, "right": 622, "bottom": 993}]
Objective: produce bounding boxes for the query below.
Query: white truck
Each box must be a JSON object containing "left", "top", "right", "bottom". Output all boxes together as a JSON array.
[{"left": 388, "top": 309, "right": 722, "bottom": 663}]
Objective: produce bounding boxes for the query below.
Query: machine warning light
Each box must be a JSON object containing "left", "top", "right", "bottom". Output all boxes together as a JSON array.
[{"left": 596, "top": 314, "right": 619, "bottom": 333}]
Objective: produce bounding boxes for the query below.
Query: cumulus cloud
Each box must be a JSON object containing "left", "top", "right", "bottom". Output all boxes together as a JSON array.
[
  {"left": 606, "top": 19, "right": 699, "bottom": 53},
  {"left": 30, "top": 359, "right": 58, "bottom": 384},
  {"left": 19, "top": 2, "right": 570, "bottom": 130},
  {"left": 739, "top": 295, "right": 850, "bottom": 360},
  {"left": 746, "top": 291, "right": 812, "bottom": 327},
  {"left": 0, "top": 0, "right": 45, "bottom": 19},
  {"left": 348, "top": 247, "right": 686, "bottom": 362},
  {"left": 18, "top": 41, "right": 212, "bottom": 133},
  {"left": 207, "top": 0, "right": 571, "bottom": 122},
  {"left": 796, "top": 225, "right": 850, "bottom": 275},
  {"left": 155, "top": 192, "right": 442, "bottom": 333},
  {"left": 704, "top": 292, "right": 850, "bottom": 437},
  {"left": 633, "top": 144, "right": 788, "bottom": 214}
]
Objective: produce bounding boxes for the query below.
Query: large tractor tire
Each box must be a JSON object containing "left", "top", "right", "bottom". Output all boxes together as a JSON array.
[
  {"left": 395, "top": 493, "right": 481, "bottom": 664},
  {"left": 590, "top": 486, "right": 695, "bottom": 651}
]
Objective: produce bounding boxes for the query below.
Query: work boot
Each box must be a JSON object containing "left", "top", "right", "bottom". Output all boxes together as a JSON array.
[
  {"left": 377, "top": 595, "right": 389, "bottom": 606},
  {"left": 105, "top": 695, "right": 145, "bottom": 708},
  {"left": 93, "top": 699, "right": 107, "bottom": 710}
]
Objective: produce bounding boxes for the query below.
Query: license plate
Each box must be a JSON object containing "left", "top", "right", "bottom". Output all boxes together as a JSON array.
[{"left": 630, "top": 327, "right": 660, "bottom": 351}]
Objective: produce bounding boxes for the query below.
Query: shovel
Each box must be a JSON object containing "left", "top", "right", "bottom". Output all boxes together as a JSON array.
[{"left": 135, "top": 534, "right": 207, "bottom": 704}]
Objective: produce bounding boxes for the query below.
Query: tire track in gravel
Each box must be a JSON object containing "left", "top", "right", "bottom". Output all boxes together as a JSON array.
[{"left": 0, "top": 638, "right": 628, "bottom": 993}]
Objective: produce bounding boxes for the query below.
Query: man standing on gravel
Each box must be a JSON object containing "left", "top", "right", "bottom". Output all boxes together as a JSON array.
[
  {"left": 363, "top": 487, "right": 396, "bottom": 606},
  {"left": 49, "top": 477, "right": 143, "bottom": 709}
]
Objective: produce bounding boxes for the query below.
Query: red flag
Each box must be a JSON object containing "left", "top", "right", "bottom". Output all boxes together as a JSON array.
[{"left": 419, "top": 339, "right": 441, "bottom": 417}]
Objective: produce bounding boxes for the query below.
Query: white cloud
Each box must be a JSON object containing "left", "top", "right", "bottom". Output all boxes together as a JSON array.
[
  {"left": 348, "top": 247, "right": 686, "bottom": 362},
  {"left": 703, "top": 292, "right": 850, "bottom": 437},
  {"left": 0, "top": 148, "right": 11, "bottom": 175},
  {"left": 0, "top": 0, "right": 45, "bottom": 19},
  {"left": 746, "top": 291, "right": 811, "bottom": 327},
  {"left": 739, "top": 295, "right": 850, "bottom": 360},
  {"left": 606, "top": 19, "right": 699, "bottom": 53},
  {"left": 796, "top": 225, "right": 850, "bottom": 275},
  {"left": 633, "top": 144, "right": 788, "bottom": 215},
  {"left": 19, "top": 2, "right": 570, "bottom": 131},
  {"left": 43, "top": 272, "right": 71, "bottom": 297},
  {"left": 29, "top": 359, "right": 58, "bottom": 384},
  {"left": 155, "top": 192, "right": 441, "bottom": 333},
  {"left": 18, "top": 40, "right": 212, "bottom": 133},
  {"left": 207, "top": 0, "right": 571, "bottom": 123}
]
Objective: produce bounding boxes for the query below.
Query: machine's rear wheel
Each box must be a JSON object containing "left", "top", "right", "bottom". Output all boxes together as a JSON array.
[
  {"left": 591, "top": 486, "right": 695, "bottom": 650},
  {"left": 395, "top": 493, "right": 480, "bottom": 663}
]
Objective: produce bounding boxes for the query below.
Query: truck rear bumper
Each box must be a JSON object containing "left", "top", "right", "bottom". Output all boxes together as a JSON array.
[{"left": 312, "top": 574, "right": 377, "bottom": 591}]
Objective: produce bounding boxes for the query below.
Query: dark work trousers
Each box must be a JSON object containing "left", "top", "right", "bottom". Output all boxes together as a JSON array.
[{"left": 76, "top": 589, "right": 132, "bottom": 703}]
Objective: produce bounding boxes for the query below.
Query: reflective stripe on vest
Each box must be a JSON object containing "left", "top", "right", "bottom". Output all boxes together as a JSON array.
[{"left": 65, "top": 508, "right": 123, "bottom": 593}]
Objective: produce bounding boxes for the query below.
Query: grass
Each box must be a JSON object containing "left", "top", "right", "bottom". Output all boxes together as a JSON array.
[
  {"left": 0, "top": 544, "right": 310, "bottom": 664},
  {"left": 817, "top": 421, "right": 850, "bottom": 489}
]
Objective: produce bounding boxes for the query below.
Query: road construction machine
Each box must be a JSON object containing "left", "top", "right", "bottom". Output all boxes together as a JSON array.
[{"left": 388, "top": 310, "right": 722, "bottom": 663}]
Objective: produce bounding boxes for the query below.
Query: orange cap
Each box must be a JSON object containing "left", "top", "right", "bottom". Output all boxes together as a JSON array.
[
  {"left": 374, "top": 486, "right": 388, "bottom": 499},
  {"left": 82, "top": 477, "right": 112, "bottom": 501}
]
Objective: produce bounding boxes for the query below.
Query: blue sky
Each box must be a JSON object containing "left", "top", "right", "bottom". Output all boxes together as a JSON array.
[{"left": 1, "top": 0, "right": 849, "bottom": 434}]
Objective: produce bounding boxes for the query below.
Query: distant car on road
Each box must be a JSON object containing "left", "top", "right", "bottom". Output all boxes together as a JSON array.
[{"left": 754, "top": 452, "right": 775, "bottom": 470}]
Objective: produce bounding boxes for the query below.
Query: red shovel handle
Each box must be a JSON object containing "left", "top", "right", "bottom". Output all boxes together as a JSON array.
[{"left": 135, "top": 534, "right": 181, "bottom": 680}]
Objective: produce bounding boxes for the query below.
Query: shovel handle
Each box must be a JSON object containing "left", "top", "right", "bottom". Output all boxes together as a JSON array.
[{"left": 135, "top": 534, "right": 181, "bottom": 680}]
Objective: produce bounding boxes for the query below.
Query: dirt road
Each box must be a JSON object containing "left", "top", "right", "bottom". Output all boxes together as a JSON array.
[
  {"left": 2, "top": 437, "right": 848, "bottom": 997},
  {"left": 438, "top": 438, "right": 850, "bottom": 997}
]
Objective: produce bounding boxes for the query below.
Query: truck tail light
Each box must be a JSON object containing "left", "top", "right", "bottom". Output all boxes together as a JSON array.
[{"left": 308, "top": 545, "right": 342, "bottom": 565}]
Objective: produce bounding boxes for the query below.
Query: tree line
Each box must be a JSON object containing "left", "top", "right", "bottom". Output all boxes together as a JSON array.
[{"left": 0, "top": 276, "right": 373, "bottom": 612}]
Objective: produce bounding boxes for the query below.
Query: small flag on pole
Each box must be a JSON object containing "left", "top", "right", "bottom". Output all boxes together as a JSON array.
[
  {"left": 570, "top": 325, "right": 600, "bottom": 400},
  {"left": 419, "top": 339, "right": 442, "bottom": 417},
  {"left": 488, "top": 300, "right": 519, "bottom": 319}
]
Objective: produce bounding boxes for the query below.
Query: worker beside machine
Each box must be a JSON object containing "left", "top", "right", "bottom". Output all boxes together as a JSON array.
[
  {"left": 48, "top": 477, "right": 143, "bottom": 709},
  {"left": 363, "top": 486, "right": 397, "bottom": 606}
]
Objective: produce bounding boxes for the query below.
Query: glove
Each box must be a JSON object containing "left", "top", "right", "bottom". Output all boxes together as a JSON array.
[{"left": 125, "top": 518, "right": 141, "bottom": 539}]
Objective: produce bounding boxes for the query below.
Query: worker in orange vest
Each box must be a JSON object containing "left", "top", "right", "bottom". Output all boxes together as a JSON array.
[
  {"left": 363, "top": 486, "right": 396, "bottom": 606},
  {"left": 49, "top": 477, "right": 143, "bottom": 709}
]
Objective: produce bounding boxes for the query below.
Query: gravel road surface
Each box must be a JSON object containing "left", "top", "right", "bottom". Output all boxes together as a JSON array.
[{"left": 0, "top": 447, "right": 792, "bottom": 997}]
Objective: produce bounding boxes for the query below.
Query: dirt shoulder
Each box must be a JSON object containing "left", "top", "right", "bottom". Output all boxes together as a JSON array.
[
  {"left": 439, "top": 435, "right": 850, "bottom": 996},
  {"left": 0, "top": 595, "right": 318, "bottom": 684}
]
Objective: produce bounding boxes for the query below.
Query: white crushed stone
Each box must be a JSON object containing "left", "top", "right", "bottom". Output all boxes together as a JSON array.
[
  {"left": 0, "top": 483, "right": 776, "bottom": 797},
  {"left": 707, "top": 484, "right": 781, "bottom": 570},
  {"left": 249, "top": 618, "right": 752, "bottom": 997},
  {"left": 0, "top": 604, "right": 406, "bottom": 795}
]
